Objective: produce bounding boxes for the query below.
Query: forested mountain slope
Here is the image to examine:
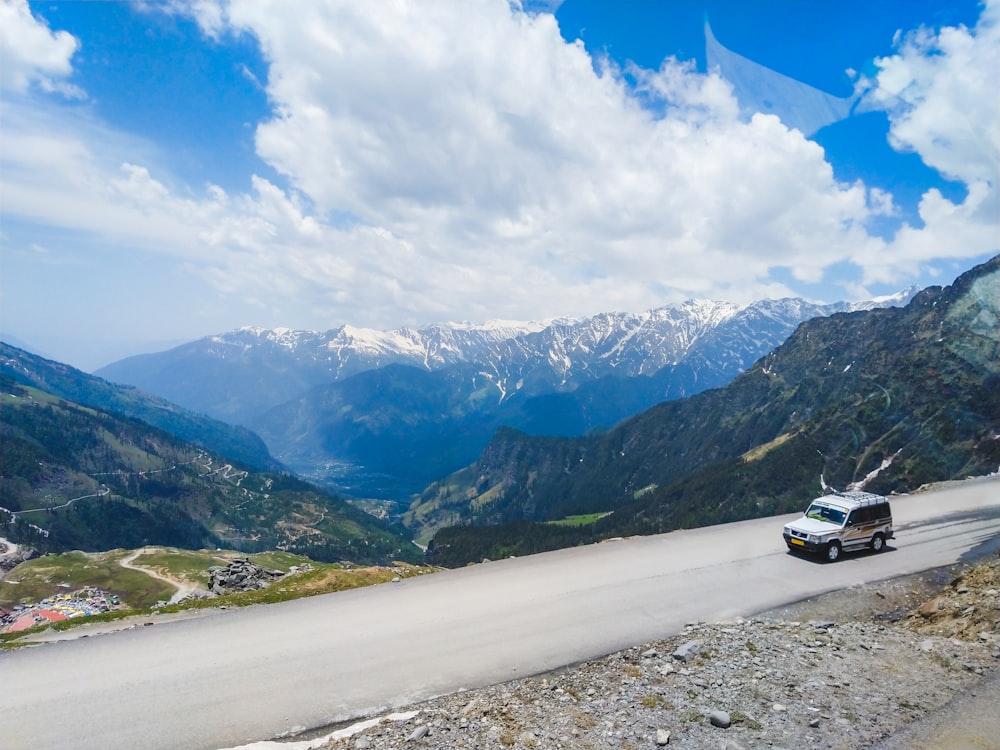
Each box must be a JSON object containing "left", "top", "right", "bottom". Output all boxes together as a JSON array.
[
  {"left": 1, "top": 343, "right": 277, "bottom": 472},
  {"left": 0, "top": 378, "right": 420, "bottom": 564}
]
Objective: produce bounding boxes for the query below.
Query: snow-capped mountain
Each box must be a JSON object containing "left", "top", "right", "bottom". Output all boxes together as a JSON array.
[{"left": 96, "top": 289, "right": 917, "bottom": 429}]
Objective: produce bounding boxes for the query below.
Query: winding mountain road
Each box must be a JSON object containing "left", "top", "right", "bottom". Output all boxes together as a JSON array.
[{"left": 3, "top": 478, "right": 998, "bottom": 750}]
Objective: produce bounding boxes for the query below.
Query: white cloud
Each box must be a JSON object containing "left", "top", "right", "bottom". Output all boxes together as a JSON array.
[
  {"left": 2, "top": 0, "right": 997, "bottom": 356},
  {"left": 217, "top": 0, "right": 892, "bottom": 312},
  {"left": 868, "top": 0, "right": 999, "bottom": 186},
  {"left": 142, "top": 0, "right": 227, "bottom": 40},
  {"left": 0, "top": 0, "right": 84, "bottom": 98},
  {"left": 863, "top": 0, "right": 999, "bottom": 281}
]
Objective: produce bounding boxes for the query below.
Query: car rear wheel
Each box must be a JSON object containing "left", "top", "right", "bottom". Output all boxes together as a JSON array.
[
  {"left": 825, "top": 541, "right": 841, "bottom": 562},
  {"left": 871, "top": 533, "right": 885, "bottom": 552}
]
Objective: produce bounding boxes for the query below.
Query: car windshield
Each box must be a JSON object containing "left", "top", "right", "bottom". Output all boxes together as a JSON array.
[{"left": 805, "top": 503, "right": 846, "bottom": 525}]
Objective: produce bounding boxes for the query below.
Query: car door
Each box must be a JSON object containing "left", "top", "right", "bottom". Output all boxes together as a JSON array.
[{"left": 843, "top": 508, "right": 871, "bottom": 547}]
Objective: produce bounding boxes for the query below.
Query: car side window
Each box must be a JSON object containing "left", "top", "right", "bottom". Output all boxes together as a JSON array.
[{"left": 846, "top": 510, "right": 858, "bottom": 526}]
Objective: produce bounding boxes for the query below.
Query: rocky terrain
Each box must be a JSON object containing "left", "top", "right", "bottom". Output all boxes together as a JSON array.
[
  {"left": 207, "top": 558, "right": 287, "bottom": 596},
  {"left": 304, "top": 557, "right": 999, "bottom": 750}
]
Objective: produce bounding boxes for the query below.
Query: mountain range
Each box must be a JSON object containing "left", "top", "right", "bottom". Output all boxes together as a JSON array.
[
  {"left": 96, "top": 291, "right": 916, "bottom": 499},
  {"left": 418, "top": 255, "right": 999, "bottom": 564}
]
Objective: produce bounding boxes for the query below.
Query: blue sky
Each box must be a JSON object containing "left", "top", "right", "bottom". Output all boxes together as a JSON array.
[{"left": 1, "top": 0, "right": 997, "bottom": 371}]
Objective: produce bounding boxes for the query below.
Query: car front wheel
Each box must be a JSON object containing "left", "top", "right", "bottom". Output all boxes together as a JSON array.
[{"left": 825, "top": 541, "right": 841, "bottom": 562}]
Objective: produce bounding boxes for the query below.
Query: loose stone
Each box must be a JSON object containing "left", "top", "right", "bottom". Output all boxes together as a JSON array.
[
  {"left": 708, "top": 710, "right": 731, "bottom": 728},
  {"left": 672, "top": 640, "right": 703, "bottom": 662},
  {"left": 405, "top": 725, "right": 429, "bottom": 741}
]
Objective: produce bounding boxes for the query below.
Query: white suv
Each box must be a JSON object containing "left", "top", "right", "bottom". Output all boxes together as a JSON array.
[{"left": 783, "top": 490, "right": 893, "bottom": 562}]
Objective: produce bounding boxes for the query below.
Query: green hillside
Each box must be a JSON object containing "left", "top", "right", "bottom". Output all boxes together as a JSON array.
[
  {"left": 0, "top": 342, "right": 278, "bottom": 472},
  {"left": 0, "top": 380, "right": 420, "bottom": 565}
]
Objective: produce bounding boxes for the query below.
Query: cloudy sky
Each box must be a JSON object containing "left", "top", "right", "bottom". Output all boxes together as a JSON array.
[{"left": 1, "top": 0, "right": 997, "bottom": 371}]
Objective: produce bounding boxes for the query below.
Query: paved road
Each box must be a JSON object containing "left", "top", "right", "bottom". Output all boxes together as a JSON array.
[{"left": 3, "top": 479, "right": 998, "bottom": 750}]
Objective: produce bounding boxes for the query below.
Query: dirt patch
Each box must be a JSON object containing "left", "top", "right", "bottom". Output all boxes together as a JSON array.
[{"left": 757, "top": 565, "right": 959, "bottom": 625}]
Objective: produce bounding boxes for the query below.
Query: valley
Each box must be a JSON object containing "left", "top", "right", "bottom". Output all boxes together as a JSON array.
[
  {"left": 0, "top": 370, "right": 420, "bottom": 565},
  {"left": 413, "top": 256, "right": 1000, "bottom": 557}
]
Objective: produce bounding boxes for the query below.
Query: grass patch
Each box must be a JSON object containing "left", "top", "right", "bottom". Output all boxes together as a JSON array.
[
  {"left": 1, "top": 548, "right": 329, "bottom": 611},
  {"left": 639, "top": 694, "right": 674, "bottom": 710},
  {"left": 131, "top": 548, "right": 225, "bottom": 584},
  {"left": 546, "top": 513, "right": 610, "bottom": 527},
  {"left": 245, "top": 550, "right": 318, "bottom": 572},
  {"left": 741, "top": 432, "right": 794, "bottom": 463},
  {"left": 131, "top": 548, "right": 316, "bottom": 584},
  {"left": 731, "top": 710, "right": 762, "bottom": 730}
]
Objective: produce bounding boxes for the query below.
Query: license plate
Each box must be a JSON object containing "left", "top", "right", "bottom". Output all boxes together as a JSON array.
[{"left": 790, "top": 538, "right": 805, "bottom": 546}]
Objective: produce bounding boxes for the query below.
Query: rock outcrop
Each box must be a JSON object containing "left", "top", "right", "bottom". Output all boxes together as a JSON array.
[{"left": 207, "top": 558, "right": 284, "bottom": 595}]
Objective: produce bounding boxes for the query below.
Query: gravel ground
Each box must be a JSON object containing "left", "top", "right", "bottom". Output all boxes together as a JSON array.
[{"left": 297, "top": 557, "right": 1000, "bottom": 750}]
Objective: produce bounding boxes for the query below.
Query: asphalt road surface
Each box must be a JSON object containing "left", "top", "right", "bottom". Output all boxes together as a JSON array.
[{"left": 3, "top": 478, "right": 998, "bottom": 750}]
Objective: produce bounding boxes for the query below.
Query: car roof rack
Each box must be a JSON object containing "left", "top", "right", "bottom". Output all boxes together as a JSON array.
[{"left": 830, "top": 489, "right": 887, "bottom": 508}]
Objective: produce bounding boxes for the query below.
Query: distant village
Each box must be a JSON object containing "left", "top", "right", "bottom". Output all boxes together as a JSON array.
[{"left": 1, "top": 587, "right": 124, "bottom": 634}]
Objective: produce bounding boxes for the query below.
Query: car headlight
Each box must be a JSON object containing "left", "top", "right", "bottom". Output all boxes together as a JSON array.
[{"left": 808, "top": 534, "right": 820, "bottom": 543}]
